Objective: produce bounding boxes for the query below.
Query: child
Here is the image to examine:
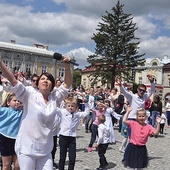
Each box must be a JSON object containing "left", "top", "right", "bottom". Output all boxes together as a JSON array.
[
  {"left": 119, "top": 121, "right": 129, "bottom": 153},
  {"left": 0, "top": 93, "right": 23, "bottom": 170},
  {"left": 160, "top": 112, "right": 167, "bottom": 134},
  {"left": 87, "top": 101, "right": 106, "bottom": 152},
  {"left": 122, "top": 106, "right": 161, "bottom": 169},
  {"left": 58, "top": 96, "right": 90, "bottom": 170},
  {"left": 104, "top": 99, "right": 122, "bottom": 144},
  {"left": 95, "top": 114, "right": 110, "bottom": 170}
]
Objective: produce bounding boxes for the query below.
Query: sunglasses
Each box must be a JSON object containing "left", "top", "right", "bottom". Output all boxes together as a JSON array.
[
  {"left": 32, "top": 80, "right": 37, "bottom": 82},
  {"left": 138, "top": 89, "right": 146, "bottom": 93}
]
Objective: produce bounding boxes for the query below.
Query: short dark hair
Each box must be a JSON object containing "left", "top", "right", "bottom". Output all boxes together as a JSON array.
[
  {"left": 31, "top": 74, "right": 39, "bottom": 81},
  {"left": 36, "top": 72, "right": 55, "bottom": 91},
  {"left": 137, "top": 84, "right": 146, "bottom": 90}
]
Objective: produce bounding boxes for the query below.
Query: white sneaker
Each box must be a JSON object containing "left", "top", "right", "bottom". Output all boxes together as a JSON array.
[{"left": 119, "top": 148, "right": 125, "bottom": 153}]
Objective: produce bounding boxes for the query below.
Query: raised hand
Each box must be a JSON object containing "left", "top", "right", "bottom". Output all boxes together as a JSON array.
[
  {"left": 115, "top": 76, "right": 121, "bottom": 86},
  {"left": 147, "top": 74, "right": 154, "bottom": 83}
]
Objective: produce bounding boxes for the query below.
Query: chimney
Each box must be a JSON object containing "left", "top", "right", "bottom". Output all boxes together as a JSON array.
[{"left": 11, "top": 40, "right": 16, "bottom": 44}]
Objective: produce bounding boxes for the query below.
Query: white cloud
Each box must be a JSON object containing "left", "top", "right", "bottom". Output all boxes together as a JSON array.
[
  {"left": 0, "top": 0, "right": 170, "bottom": 69},
  {"left": 133, "top": 16, "right": 157, "bottom": 40},
  {"left": 66, "top": 47, "right": 94, "bottom": 69},
  {"left": 140, "top": 36, "right": 170, "bottom": 58}
]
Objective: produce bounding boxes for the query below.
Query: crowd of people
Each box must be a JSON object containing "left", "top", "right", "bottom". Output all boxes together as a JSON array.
[{"left": 0, "top": 54, "right": 169, "bottom": 170}]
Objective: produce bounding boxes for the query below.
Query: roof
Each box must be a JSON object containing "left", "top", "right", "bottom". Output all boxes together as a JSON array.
[
  {"left": 0, "top": 41, "right": 54, "bottom": 56},
  {"left": 82, "top": 65, "right": 96, "bottom": 72}
]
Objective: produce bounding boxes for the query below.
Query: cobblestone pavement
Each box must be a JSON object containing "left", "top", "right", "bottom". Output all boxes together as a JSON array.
[{"left": 54, "top": 123, "right": 170, "bottom": 170}]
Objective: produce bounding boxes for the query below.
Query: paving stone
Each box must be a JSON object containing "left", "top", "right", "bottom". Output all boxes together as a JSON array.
[{"left": 54, "top": 124, "right": 170, "bottom": 170}]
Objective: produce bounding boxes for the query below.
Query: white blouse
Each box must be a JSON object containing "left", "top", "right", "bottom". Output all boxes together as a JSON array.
[{"left": 11, "top": 81, "right": 69, "bottom": 156}]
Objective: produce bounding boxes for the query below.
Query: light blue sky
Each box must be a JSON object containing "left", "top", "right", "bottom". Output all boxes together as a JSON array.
[{"left": 0, "top": 0, "right": 170, "bottom": 68}]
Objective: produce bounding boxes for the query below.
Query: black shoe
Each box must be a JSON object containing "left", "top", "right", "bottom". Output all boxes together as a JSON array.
[
  {"left": 122, "top": 160, "right": 127, "bottom": 167},
  {"left": 96, "top": 165, "right": 107, "bottom": 170},
  {"left": 53, "top": 162, "right": 58, "bottom": 169}
]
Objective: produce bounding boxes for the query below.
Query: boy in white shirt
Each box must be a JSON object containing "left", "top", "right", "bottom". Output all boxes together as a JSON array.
[
  {"left": 160, "top": 112, "right": 167, "bottom": 134},
  {"left": 95, "top": 114, "right": 110, "bottom": 170},
  {"left": 58, "top": 97, "right": 90, "bottom": 170}
]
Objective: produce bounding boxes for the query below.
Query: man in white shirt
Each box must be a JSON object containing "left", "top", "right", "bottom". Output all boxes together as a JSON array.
[{"left": 116, "top": 75, "right": 155, "bottom": 120}]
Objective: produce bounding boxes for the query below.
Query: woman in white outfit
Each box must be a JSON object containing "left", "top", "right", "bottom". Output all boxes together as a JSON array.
[{"left": 0, "top": 55, "right": 72, "bottom": 170}]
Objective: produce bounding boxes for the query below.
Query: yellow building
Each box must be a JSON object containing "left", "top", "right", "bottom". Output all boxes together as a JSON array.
[
  {"left": 81, "top": 65, "right": 103, "bottom": 88},
  {"left": 0, "top": 41, "right": 73, "bottom": 80}
]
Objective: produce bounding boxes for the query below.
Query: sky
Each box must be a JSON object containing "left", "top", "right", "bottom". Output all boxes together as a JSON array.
[{"left": 0, "top": 0, "right": 170, "bottom": 69}]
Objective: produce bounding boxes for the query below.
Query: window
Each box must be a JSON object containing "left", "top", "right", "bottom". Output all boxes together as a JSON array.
[
  {"left": 14, "top": 62, "right": 21, "bottom": 71},
  {"left": 42, "top": 65, "right": 47, "bottom": 73},
  {"left": 59, "top": 67, "right": 65, "bottom": 79},
  {"left": 152, "top": 62, "right": 157, "bottom": 66},
  {"left": 83, "top": 78, "right": 86, "bottom": 87},
  {"left": 26, "top": 64, "right": 32, "bottom": 73},
  {"left": 139, "top": 77, "right": 142, "bottom": 84},
  {"left": 3, "top": 60, "right": 8, "bottom": 67},
  {"left": 26, "top": 64, "right": 32, "bottom": 77}
]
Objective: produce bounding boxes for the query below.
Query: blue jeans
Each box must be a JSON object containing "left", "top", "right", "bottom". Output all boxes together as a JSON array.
[
  {"left": 88, "top": 124, "right": 98, "bottom": 147},
  {"left": 152, "top": 111, "right": 160, "bottom": 127},
  {"left": 85, "top": 112, "right": 95, "bottom": 132},
  {"left": 166, "top": 111, "right": 170, "bottom": 126}
]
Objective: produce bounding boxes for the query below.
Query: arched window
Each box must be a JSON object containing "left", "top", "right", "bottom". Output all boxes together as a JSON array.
[{"left": 152, "top": 62, "right": 157, "bottom": 66}]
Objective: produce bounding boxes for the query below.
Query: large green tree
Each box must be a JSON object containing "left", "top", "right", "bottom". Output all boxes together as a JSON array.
[{"left": 87, "top": 0, "right": 145, "bottom": 88}]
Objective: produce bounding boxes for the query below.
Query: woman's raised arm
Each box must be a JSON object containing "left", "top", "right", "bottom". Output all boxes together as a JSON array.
[{"left": 0, "top": 56, "right": 18, "bottom": 86}]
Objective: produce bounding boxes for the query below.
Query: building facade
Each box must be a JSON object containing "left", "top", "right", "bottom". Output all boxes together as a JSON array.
[
  {"left": 81, "top": 56, "right": 170, "bottom": 104},
  {"left": 135, "top": 56, "right": 170, "bottom": 105},
  {"left": 0, "top": 41, "right": 73, "bottom": 81}
]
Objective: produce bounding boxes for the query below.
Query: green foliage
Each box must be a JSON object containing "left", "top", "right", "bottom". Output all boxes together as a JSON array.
[
  {"left": 87, "top": 0, "right": 145, "bottom": 88},
  {"left": 132, "top": 82, "right": 138, "bottom": 93},
  {"left": 73, "top": 69, "right": 82, "bottom": 89}
]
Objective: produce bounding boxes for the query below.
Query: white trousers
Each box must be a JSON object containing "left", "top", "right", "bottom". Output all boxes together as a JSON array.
[{"left": 17, "top": 152, "right": 53, "bottom": 170}]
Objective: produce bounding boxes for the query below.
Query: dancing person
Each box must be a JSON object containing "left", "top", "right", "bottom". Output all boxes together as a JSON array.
[
  {"left": 149, "top": 95, "right": 162, "bottom": 129},
  {"left": 119, "top": 121, "right": 129, "bottom": 153},
  {"left": 115, "top": 75, "right": 155, "bottom": 121},
  {"left": 0, "top": 55, "right": 72, "bottom": 170},
  {"left": 95, "top": 114, "right": 110, "bottom": 170},
  {"left": 116, "top": 75, "right": 155, "bottom": 163},
  {"left": 122, "top": 106, "right": 161, "bottom": 169},
  {"left": 58, "top": 96, "right": 90, "bottom": 170},
  {"left": 165, "top": 97, "right": 170, "bottom": 127},
  {"left": 104, "top": 99, "right": 122, "bottom": 144},
  {"left": 51, "top": 78, "right": 62, "bottom": 168},
  {"left": 160, "top": 112, "right": 167, "bottom": 134},
  {"left": 0, "top": 93, "right": 23, "bottom": 170},
  {"left": 87, "top": 101, "right": 106, "bottom": 152},
  {"left": 85, "top": 87, "right": 97, "bottom": 133}
]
